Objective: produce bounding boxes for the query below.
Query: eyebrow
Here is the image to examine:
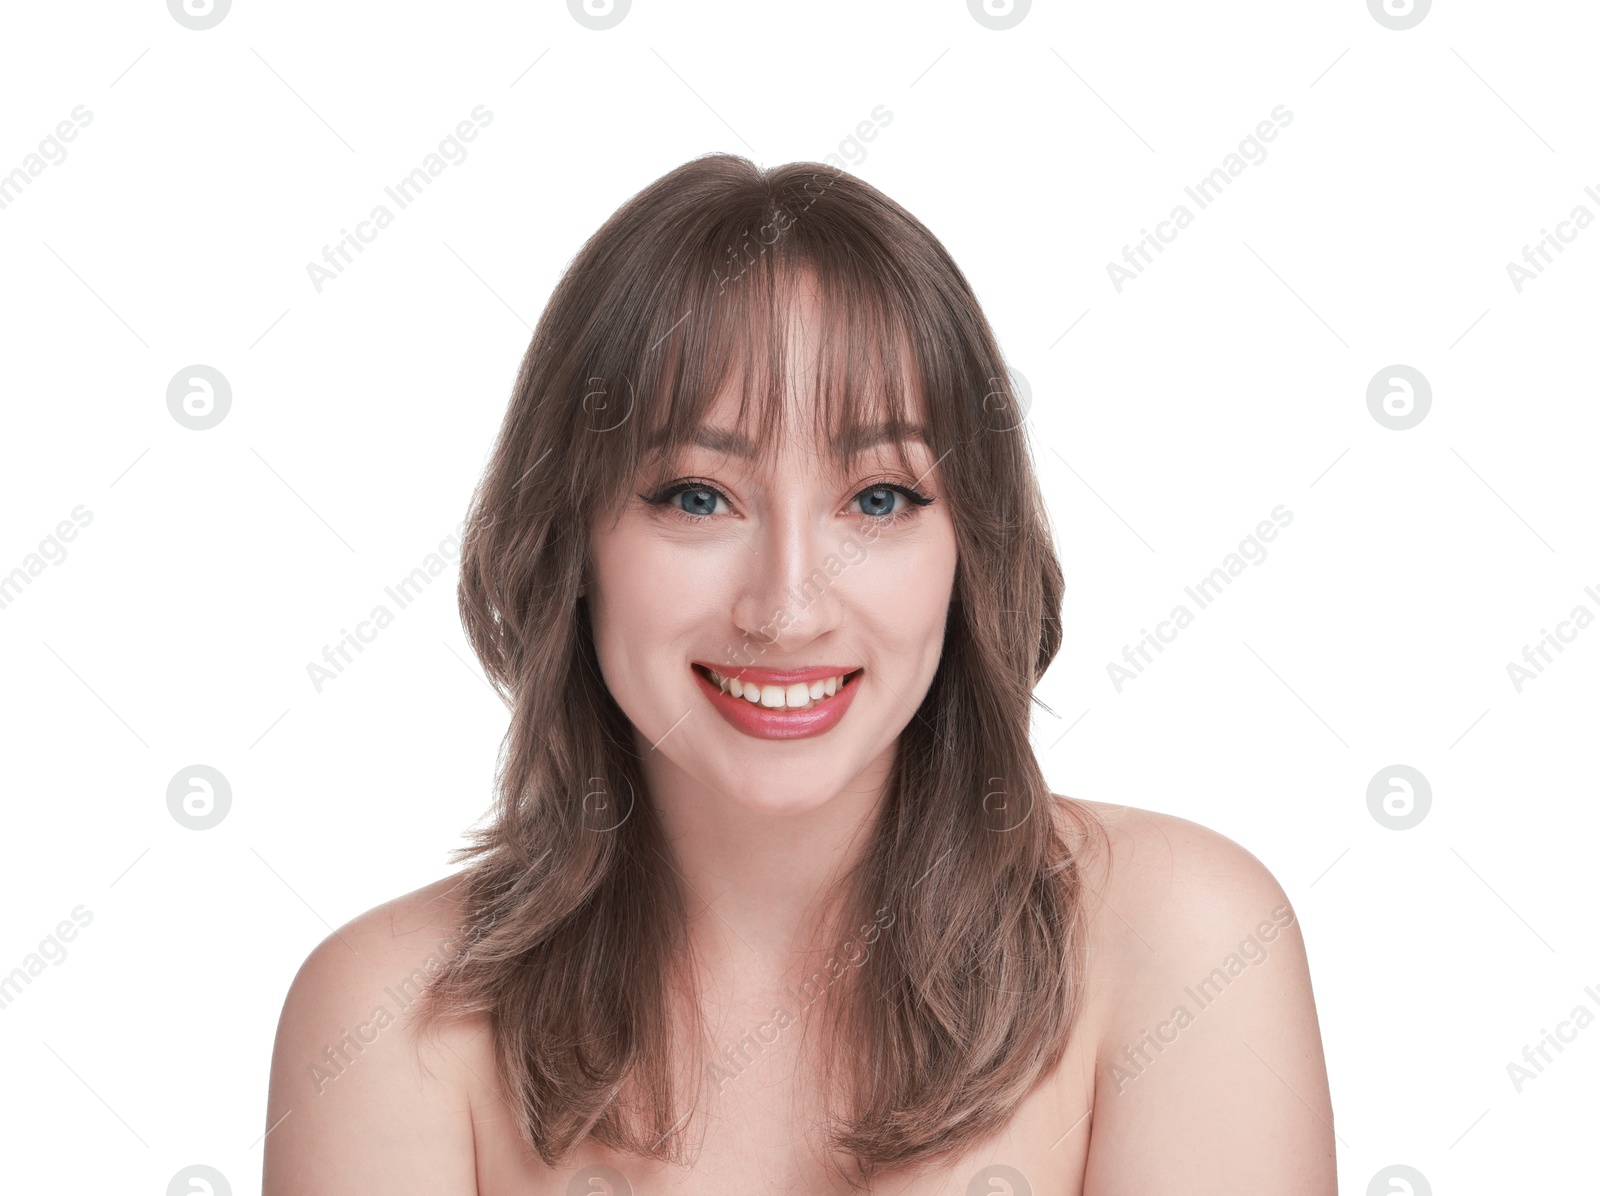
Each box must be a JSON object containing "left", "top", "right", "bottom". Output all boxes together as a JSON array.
[{"left": 655, "top": 422, "right": 929, "bottom": 459}]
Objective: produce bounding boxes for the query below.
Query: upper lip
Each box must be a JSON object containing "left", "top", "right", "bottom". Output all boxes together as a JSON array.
[{"left": 693, "top": 661, "right": 861, "bottom": 685}]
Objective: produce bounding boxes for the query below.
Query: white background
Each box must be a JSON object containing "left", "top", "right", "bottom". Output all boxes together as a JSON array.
[{"left": 1, "top": 0, "right": 1595, "bottom": 1191}]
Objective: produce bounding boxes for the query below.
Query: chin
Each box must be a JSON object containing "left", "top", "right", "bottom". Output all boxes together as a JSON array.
[{"left": 709, "top": 768, "right": 849, "bottom": 817}]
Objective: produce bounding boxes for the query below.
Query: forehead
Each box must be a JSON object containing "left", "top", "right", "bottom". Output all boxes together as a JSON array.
[
  {"left": 694, "top": 278, "right": 934, "bottom": 460},
  {"left": 636, "top": 257, "right": 935, "bottom": 479},
  {"left": 658, "top": 418, "right": 931, "bottom": 462},
  {"left": 655, "top": 373, "right": 931, "bottom": 474}
]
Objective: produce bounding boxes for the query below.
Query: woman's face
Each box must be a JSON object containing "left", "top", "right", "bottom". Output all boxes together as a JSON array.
[{"left": 585, "top": 294, "right": 960, "bottom": 817}]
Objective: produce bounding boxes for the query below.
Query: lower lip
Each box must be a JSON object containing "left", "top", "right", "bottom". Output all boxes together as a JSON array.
[{"left": 692, "top": 666, "right": 863, "bottom": 741}]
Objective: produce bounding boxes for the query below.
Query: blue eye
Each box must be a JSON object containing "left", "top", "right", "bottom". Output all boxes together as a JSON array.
[
  {"left": 856, "top": 485, "right": 906, "bottom": 519},
  {"left": 673, "top": 485, "right": 725, "bottom": 518},
  {"left": 854, "top": 482, "right": 936, "bottom": 524},
  {"left": 637, "top": 480, "right": 731, "bottom": 523},
  {"left": 639, "top": 478, "right": 934, "bottom": 526}
]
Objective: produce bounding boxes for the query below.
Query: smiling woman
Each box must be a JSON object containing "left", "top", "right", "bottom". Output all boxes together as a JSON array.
[{"left": 263, "top": 153, "right": 1336, "bottom": 1195}]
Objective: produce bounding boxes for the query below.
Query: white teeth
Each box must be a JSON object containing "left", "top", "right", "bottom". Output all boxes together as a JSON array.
[{"left": 704, "top": 667, "right": 852, "bottom": 710}]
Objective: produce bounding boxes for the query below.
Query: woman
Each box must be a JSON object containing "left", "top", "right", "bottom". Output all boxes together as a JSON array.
[{"left": 263, "top": 154, "right": 1336, "bottom": 1194}]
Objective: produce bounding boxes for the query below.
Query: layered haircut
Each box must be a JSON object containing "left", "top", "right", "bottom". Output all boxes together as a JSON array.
[{"left": 416, "top": 153, "right": 1105, "bottom": 1186}]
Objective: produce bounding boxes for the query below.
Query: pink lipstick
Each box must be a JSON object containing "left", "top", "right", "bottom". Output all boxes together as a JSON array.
[{"left": 690, "top": 662, "right": 863, "bottom": 741}]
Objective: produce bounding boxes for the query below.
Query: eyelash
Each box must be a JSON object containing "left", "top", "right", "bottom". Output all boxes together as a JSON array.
[{"left": 639, "top": 476, "right": 936, "bottom": 529}]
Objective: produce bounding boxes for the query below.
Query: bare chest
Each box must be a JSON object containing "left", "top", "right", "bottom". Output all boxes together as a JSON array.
[{"left": 467, "top": 1019, "right": 1095, "bottom": 1195}]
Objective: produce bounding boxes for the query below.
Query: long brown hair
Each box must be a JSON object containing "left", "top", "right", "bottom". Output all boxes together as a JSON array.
[{"left": 416, "top": 152, "right": 1105, "bottom": 1186}]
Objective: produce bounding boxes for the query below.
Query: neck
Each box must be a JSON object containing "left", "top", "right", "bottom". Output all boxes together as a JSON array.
[{"left": 636, "top": 733, "right": 895, "bottom": 990}]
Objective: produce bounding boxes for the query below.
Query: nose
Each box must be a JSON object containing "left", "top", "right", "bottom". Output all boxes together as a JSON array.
[{"left": 730, "top": 499, "right": 847, "bottom": 655}]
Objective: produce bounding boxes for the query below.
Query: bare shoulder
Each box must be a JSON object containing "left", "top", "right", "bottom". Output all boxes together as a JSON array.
[
  {"left": 1053, "top": 796, "right": 1291, "bottom": 929},
  {"left": 1047, "top": 796, "right": 1292, "bottom": 1037},
  {"left": 262, "top": 874, "right": 485, "bottom": 1196},
  {"left": 1049, "top": 796, "right": 1336, "bottom": 1194}
]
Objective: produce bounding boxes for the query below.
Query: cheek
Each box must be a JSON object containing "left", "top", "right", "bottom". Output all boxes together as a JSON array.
[
  {"left": 851, "top": 525, "right": 957, "bottom": 657},
  {"left": 586, "top": 531, "right": 652, "bottom": 684},
  {"left": 587, "top": 524, "right": 721, "bottom": 673}
]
